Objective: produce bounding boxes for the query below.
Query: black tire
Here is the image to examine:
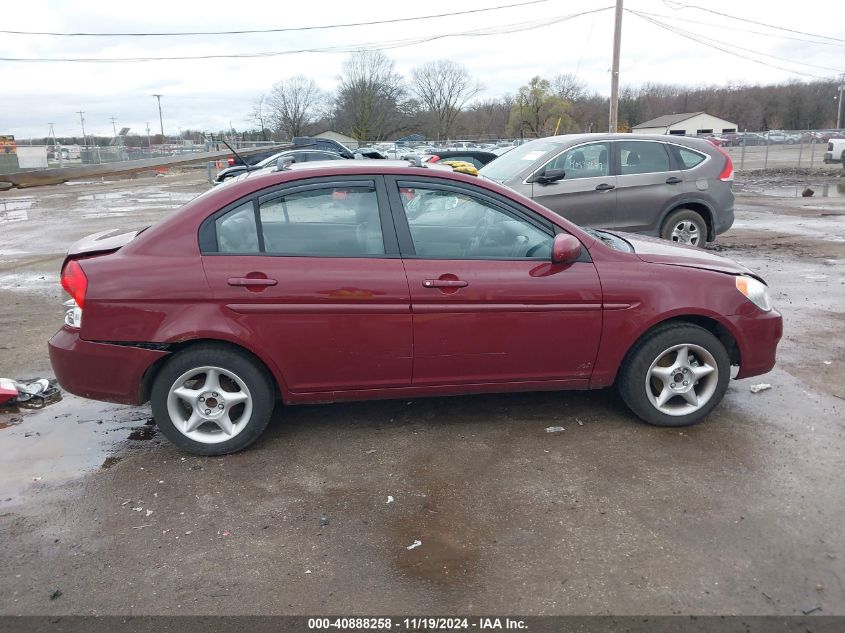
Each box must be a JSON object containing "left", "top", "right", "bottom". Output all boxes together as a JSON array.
[
  {"left": 618, "top": 323, "right": 730, "bottom": 427},
  {"left": 660, "top": 208, "right": 707, "bottom": 247},
  {"left": 151, "top": 344, "right": 275, "bottom": 455}
]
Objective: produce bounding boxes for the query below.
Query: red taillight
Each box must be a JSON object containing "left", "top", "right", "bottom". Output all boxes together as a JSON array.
[
  {"left": 714, "top": 145, "right": 734, "bottom": 182},
  {"left": 428, "top": 155, "right": 441, "bottom": 163},
  {"left": 61, "top": 260, "right": 88, "bottom": 309},
  {"left": 227, "top": 156, "right": 235, "bottom": 166}
]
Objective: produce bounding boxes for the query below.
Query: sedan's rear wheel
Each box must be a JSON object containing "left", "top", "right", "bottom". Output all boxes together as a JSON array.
[
  {"left": 151, "top": 345, "right": 274, "bottom": 455},
  {"left": 618, "top": 323, "right": 730, "bottom": 427},
  {"left": 660, "top": 208, "right": 707, "bottom": 247}
]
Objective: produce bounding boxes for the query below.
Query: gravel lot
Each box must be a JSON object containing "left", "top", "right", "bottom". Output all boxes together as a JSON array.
[{"left": 0, "top": 169, "right": 843, "bottom": 616}]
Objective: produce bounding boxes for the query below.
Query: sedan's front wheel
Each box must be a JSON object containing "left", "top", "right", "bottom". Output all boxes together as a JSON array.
[
  {"left": 618, "top": 323, "right": 730, "bottom": 427},
  {"left": 151, "top": 345, "right": 275, "bottom": 455}
]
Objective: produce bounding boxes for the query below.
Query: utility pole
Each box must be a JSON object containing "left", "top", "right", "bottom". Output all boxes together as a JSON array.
[
  {"left": 109, "top": 116, "right": 118, "bottom": 137},
  {"left": 152, "top": 94, "right": 164, "bottom": 138},
  {"left": 145, "top": 121, "right": 152, "bottom": 150},
  {"left": 608, "top": 0, "right": 624, "bottom": 133},
  {"left": 49, "top": 122, "right": 63, "bottom": 167},
  {"left": 837, "top": 74, "right": 845, "bottom": 130},
  {"left": 77, "top": 110, "right": 87, "bottom": 146}
]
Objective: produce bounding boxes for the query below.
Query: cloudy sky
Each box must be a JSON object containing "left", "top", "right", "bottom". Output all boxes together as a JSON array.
[{"left": 2, "top": 0, "right": 843, "bottom": 139}]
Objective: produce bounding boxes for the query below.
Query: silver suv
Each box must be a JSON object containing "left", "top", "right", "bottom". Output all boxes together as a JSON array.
[{"left": 479, "top": 134, "right": 735, "bottom": 246}]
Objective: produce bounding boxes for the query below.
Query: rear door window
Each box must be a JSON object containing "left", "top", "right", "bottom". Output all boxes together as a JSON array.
[
  {"left": 259, "top": 186, "right": 385, "bottom": 256},
  {"left": 617, "top": 141, "right": 671, "bottom": 175},
  {"left": 215, "top": 202, "right": 260, "bottom": 253}
]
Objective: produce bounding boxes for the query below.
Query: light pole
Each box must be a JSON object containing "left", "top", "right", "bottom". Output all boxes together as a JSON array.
[
  {"left": 77, "top": 110, "right": 87, "bottom": 147},
  {"left": 608, "top": 0, "right": 624, "bottom": 133},
  {"left": 837, "top": 74, "right": 844, "bottom": 130},
  {"left": 152, "top": 94, "right": 164, "bottom": 139}
]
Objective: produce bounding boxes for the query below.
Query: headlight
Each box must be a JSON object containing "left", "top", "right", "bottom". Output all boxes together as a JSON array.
[{"left": 735, "top": 275, "right": 772, "bottom": 311}]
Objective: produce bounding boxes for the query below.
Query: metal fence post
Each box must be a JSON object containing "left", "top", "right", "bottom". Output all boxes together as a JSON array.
[
  {"left": 810, "top": 139, "right": 816, "bottom": 168},
  {"left": 764, "top": 132, "right": 770, "bottom": 169},
  {"left": 207, "top": 161, "right": 214, "bottom": 184},
  {"left": 797, "top": 131, "right": 804, "bottom": 168},
  {"left": 740, "top": 129, "right": 747, "bottom": 170}
]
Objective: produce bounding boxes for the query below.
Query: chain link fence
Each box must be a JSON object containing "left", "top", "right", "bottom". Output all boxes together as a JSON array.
[{"left": 702, "top": 130, "right": 844, "bottom": 171}]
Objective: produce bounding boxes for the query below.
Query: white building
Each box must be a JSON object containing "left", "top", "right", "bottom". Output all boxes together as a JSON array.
[
  {"left": 632, "top": 112, "right": 738, "bottom": 136},
  {"left": 313, "top": 130, "right": 359, "bottom": 148}
]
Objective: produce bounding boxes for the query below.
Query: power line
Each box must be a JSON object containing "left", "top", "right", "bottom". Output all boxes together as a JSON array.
[
  {"left": 0, "top": 0, "right": 552, "bottom": 37},
  {"left": 634, "top": 9, "right": 845, "bottom": 48},
  {"left": 629, "top": 11, "right": 839, "bottom": 81},
  {"left": 0, "top": 8, "right": 613, "bottom": 63},
  {"left": 660, "top": 1, "right": 845, "bottom": 44}
]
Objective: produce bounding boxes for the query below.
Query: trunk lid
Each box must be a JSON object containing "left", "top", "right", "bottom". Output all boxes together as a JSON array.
[{"left": 66, "top": 228, "right": 144, "bottom": 259}]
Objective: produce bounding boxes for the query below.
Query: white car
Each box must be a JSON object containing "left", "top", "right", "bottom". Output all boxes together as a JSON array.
[{"left": 823, "top": 138, "right": 845, "bottom": 164}]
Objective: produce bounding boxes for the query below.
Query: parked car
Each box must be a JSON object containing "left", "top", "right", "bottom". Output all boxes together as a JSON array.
[
  {"left": 823, "top": 138, "right": 845, "bottom": 164},
  {"left": 765, "top": 131, "right": 800, "bottom": 145},
  {"left": 479, "top": 133, "right": 734, "bottom": 247},
  {"left": 224, "top": 145, "right": 285, "bottom": 167},
  {"left": 721, "top": 132, "right": 766, "bottom": 147},
  {"left": 213, "top": 149, "right": 344, "bottom": 184},
  {"left": 49, "top": 159, "right": 781, "bottom": 455},
  {"left": 420, "top": 150, "right": 499, "bottom": 169}
]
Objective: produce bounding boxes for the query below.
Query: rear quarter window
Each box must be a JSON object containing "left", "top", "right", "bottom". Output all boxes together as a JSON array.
[{"left": 672, "top": 146, "right": 707, "bottom": 169}]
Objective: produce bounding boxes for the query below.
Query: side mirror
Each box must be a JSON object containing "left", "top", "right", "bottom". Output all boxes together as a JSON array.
[
  {"left": 532, "top": 167, "right": 566, "bottom": 185},
  {"left": 552, "top": 233, "right": 582, "bottom": 265}
]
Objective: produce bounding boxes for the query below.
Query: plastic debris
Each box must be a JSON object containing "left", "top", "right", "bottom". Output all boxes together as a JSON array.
[
  {"left": 365, "top": 449, "right": 377, "bottom": 454},
  {"left": 319, "top": 517, "right": 329, "bottom": 527},
  {"left": 49, "top": 589, "right": 62, "bottom": 601},
  {"left": 0, "top": 377, "right": 60, "bottom": 409},
  {"left": 386, "top": 496, "right": 395, "bottom": 504},
  {"left": 545, "top": 426, "right": 565, "bottom": 433},
  {"left": 802, "top": 606, "right": 822, "bottom": 615},
  {"left": 145, "top": 509, "right": 153, "bottom": 517},
  {"left": 305, "top": 570, "right": 312, "bottom": 574},
  {"left": 823, "top": 360, "right": 832, "bottom": 365},
  {"left": 750, "top": 383, "right": 772, "bottom": 393},
  {"left": 406, "top": 539, "right": 422, "bottom": 550}
]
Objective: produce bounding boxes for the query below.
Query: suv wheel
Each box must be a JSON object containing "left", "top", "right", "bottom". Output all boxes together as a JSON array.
[
  {"left": 151, "top": 344, "right": 275, "bottom": 455},
  {"left": 618, "top": 323, "right": 730, "bottom": 427},
  {"left": 661, "top": 208, "right": 706, "bottom": 247}
]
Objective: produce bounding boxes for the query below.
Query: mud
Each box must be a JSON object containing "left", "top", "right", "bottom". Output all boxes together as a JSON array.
[{"left": 0, "top": 171, "right": 843, "bottom": 615}]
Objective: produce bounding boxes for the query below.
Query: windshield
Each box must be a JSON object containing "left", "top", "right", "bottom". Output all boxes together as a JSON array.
[{"left": 479, "top": 140, "right": 564, "bottom": 182}]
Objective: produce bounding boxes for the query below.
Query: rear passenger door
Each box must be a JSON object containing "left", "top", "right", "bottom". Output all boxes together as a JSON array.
[
  {"left": 199, "top": 177, "right": 413, "bottom": 394},
  {"left": 612, "top": 140, "right": 684, "bottom": 234}
]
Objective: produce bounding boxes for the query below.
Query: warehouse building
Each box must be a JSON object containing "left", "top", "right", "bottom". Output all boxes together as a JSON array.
[{"left": 632, "top": 112, "right": 738, "bottom": 136}]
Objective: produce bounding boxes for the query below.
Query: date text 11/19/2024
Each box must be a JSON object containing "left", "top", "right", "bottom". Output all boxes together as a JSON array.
[{"left": 308, "top": 617, "right": 528, "bottom": 630}]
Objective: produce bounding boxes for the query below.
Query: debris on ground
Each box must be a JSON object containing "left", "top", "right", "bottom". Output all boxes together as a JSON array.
[
  {"left": 406, "top": 539, "right": 422, "bottom": 550},
  {"left": 802, "top": 606, "right": 822, "bottom": 615},
  {"left": 823, "top": 360, "right": 832, "bottom": 365},
  {"left": 319, "top": 517, "right": 329, "bottom": 527},
  {"left": 49, "top": 589, "right": 62, "bottom": 601},
  {"left": 0, "top": 377, "right": 61, "bottom": 409},
  {"left": 365, "top": 449, "right": 377, "bottom": 454},
  {"left": 802, "top": 187, "right": 815, "bottom": 197},
  {"left": 386, "top": 495, "right": 394, "bottom": 504},
  {"left": 750, "top": 383, "right": 772, "bottom": 393},
  {"left": 545, "top": 426, "right": 565, "bottom": 433}
]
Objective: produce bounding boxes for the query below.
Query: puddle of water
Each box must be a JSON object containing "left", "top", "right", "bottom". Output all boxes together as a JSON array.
[
  {"left": 740, "top": 183, "right": 845, "bottom": 198},
  {"left": 77, "top": 192, "right": 125, "bottom": 201},
  {"left": 0, "top": 197, "right": 35, "bottom": 212},
  {"left": 0, "top": 209, "right": 28, "bottom": 223},
  {"left": 0, "top": 394, "right": 157, "bottom": 504},
  {"left": 0, "top": 272, "right": 60, "bottom": 295}
]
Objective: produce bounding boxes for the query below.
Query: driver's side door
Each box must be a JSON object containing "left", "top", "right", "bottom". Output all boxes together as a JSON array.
[{"left": 386, "top": 177, "right": 603, "bottom": 387}]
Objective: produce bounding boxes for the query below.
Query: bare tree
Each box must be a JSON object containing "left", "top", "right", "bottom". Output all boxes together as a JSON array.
[
  {"left": 335, "top": 50, "right": 405, "bottom": 142},
  {"left": 411, "top": 60, "right": 483, "bottom": 140},
  {"left": 250, "top": 94, "right": 269, "bottom": 141},
  {"left": 268, "top": 76, "right": 323, "bottom": 140},
  {"left": 552, "top": 73, "right": 587, "bottom": 102}
]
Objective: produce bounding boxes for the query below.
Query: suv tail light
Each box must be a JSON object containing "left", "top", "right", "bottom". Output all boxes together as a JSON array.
[
  {"left": 713, "top": 145, "right": 734, "bottom": 182},
  {"left": 61, "top": 259, "right": 87, "bottom": 328}
]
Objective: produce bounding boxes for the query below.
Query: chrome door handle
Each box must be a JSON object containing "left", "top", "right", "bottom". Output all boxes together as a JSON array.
[
  {"left": 665, "top": 176, "right": 683, "bottom": 184},
  {"left": 227, "top": 277, "right": 278, "bottom": 287},
  {"left": 423, "top": 279, "right": 468, "bottom": 288},
  {"left": 595, "top": 183, "right": 615, "bottom": 191}
]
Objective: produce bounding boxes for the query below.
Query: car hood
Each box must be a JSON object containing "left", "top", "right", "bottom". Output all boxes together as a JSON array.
[{"left": 620, "top": 233, "right": 755, "bottom": 276}]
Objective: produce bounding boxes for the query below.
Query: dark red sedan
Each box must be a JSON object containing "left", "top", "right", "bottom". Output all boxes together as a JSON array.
[{"left": 49, "top": 161, "right": 782, "bottom": 455}]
